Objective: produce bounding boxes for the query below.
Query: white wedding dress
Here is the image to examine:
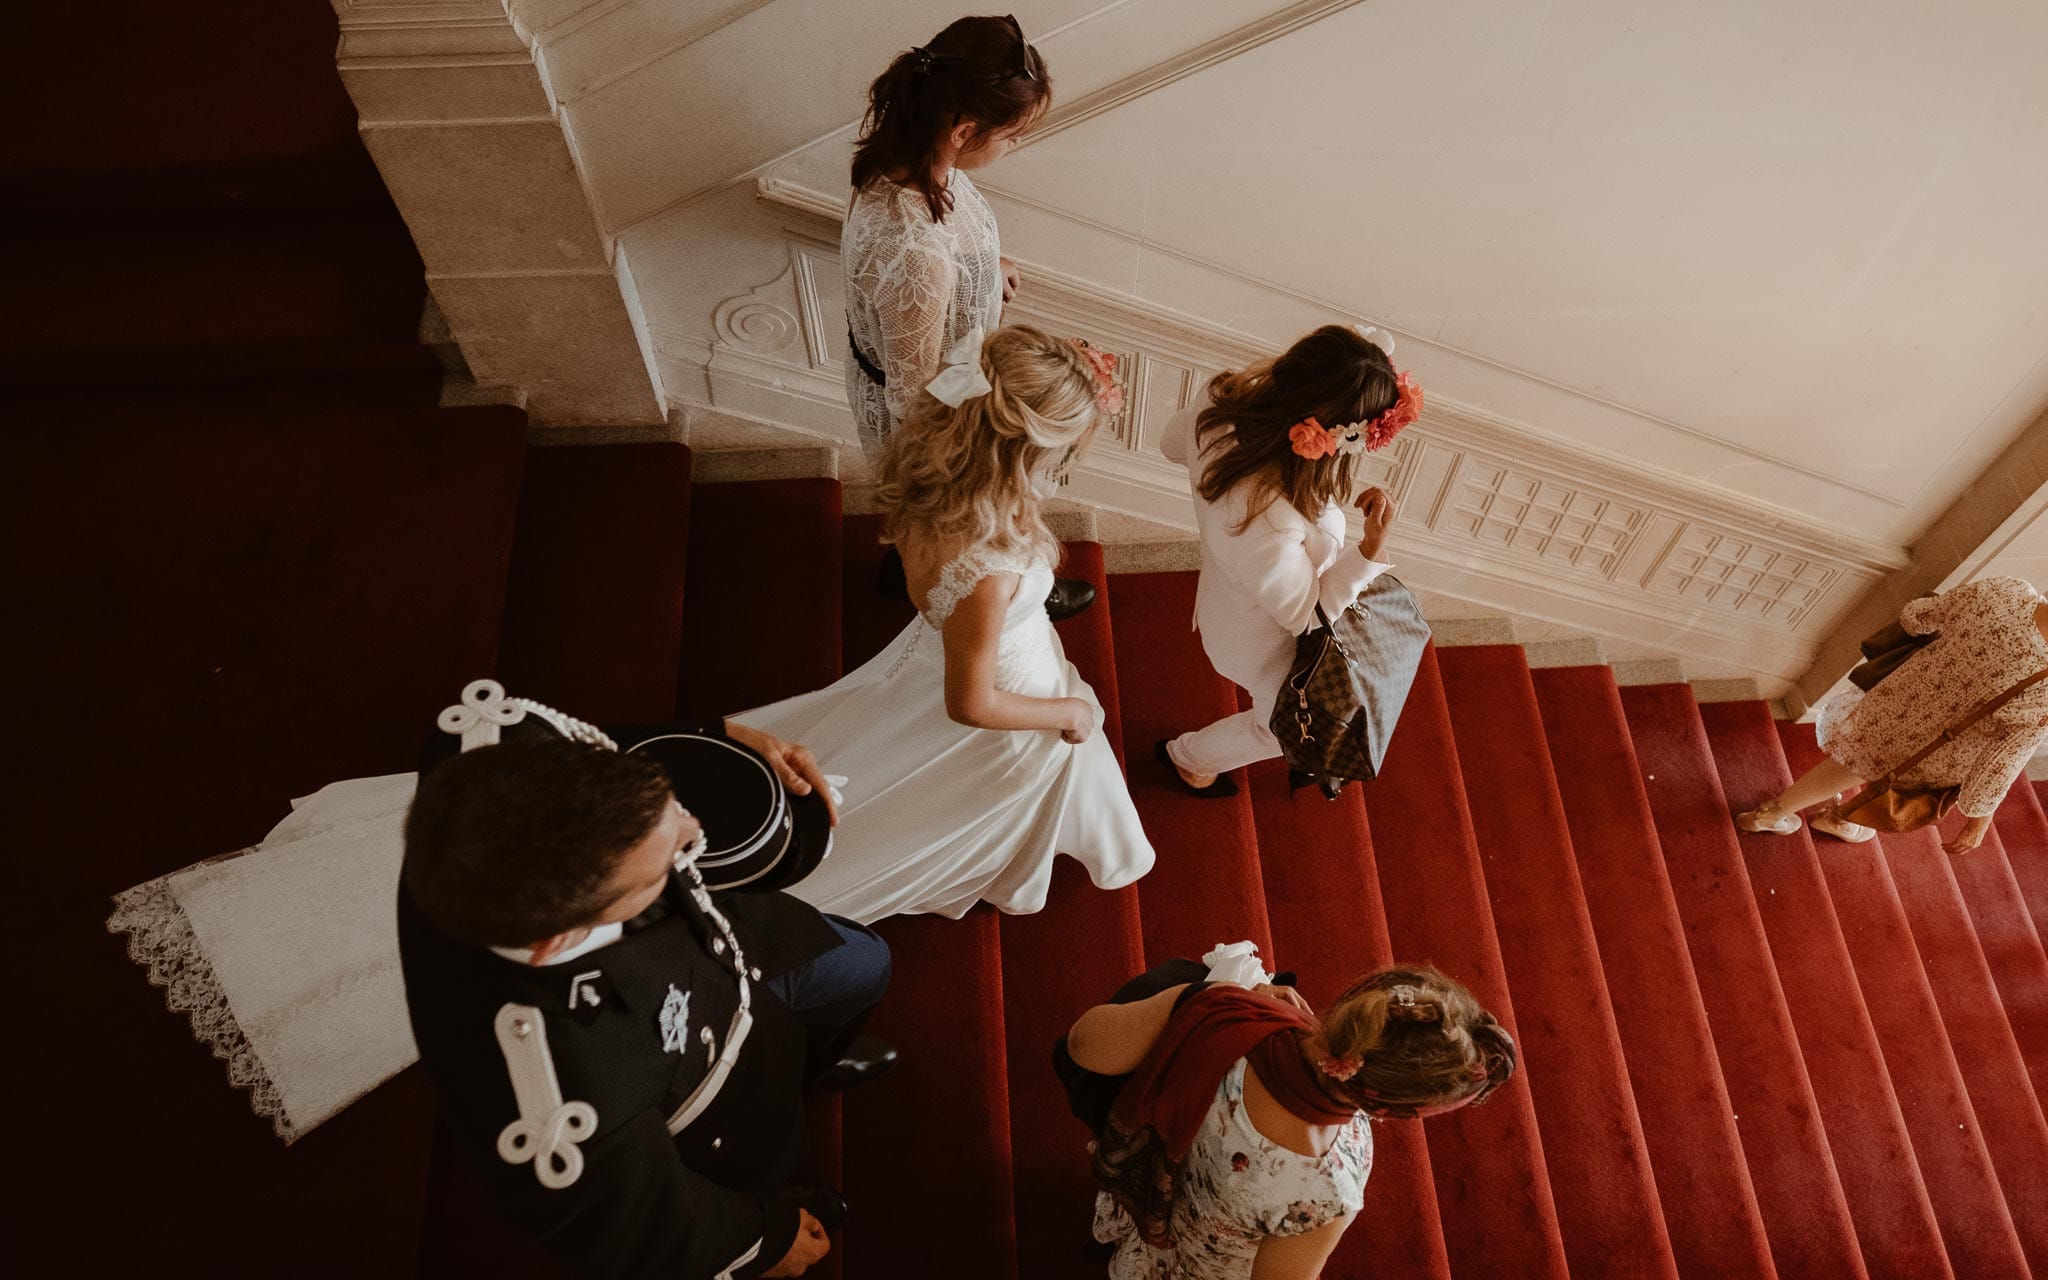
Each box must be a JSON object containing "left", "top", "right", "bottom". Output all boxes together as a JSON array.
[{"left": 740, "top": 544, "right": 1155, "bottom": 924}]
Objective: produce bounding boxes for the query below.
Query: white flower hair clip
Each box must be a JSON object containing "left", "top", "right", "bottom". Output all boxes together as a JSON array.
[
  {"left": 925, "top": 324, "right": 993, "bottom": 407},
  {"left": 1352, "top": 323, "right": 1397, "bottom": 357}
]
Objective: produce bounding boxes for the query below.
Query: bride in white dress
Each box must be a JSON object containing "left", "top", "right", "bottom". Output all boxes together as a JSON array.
[{"left": 743, "top": 324, "right": 1155, "bottom": 924}]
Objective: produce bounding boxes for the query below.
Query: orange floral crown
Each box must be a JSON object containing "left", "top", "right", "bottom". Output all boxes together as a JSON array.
[{"left": 1288, "top": 370, "right": 1422, "bottom": 461}]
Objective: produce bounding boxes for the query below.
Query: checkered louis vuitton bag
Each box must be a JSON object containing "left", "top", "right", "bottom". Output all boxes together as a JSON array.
[{"left": 1271, "top": 573, "right": 1432, "bottom": 798}]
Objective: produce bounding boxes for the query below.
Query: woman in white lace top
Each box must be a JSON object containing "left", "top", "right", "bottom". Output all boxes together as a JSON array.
[
  {"left": 844, "top": 15, "right": 1042, "bottom": 465},
  {"left": 734, "top": 326, "right": 1154, "bottom": 923},
  {"left": 844, "top": 16, "right": 1096, "bottom": 620}
]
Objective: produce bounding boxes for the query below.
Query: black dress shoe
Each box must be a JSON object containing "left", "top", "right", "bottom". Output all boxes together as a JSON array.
[
  {"left": 809, "top": 1034, "right": 898, "bottom": 1089},
  {"left": 876, "top": 545, "right": 909, "bottom": 600},
  {"left": 1287, "top": 767, "right": 1348, "bottom": 800},
  {"left": 785, "top": 1184, "right": 851, "bottom": 1233},
  {"left": 1153, "top": 738, "right": 1239, "bottom": 798},
  {"left": 1044, "top": 576, "right": 1097, "bottom": 622}
]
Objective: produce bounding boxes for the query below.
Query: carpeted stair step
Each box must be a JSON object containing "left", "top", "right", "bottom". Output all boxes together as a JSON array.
[
  {"left": 1618, "top": 685, "right": 1866, "bottom": 1279},
  {"left": 1530, "top": 667, "right": 1775, "bottom": 1280},
  {"left": 843, "top": 911, "right": 1017, "bottom": 1279},
  {"left": 1944, "top": 821, "right": 2048, "bottom": 1105},
  {"left": 833, "top": 525, "right": 1018, "bottom": 1280},
  {"left": 997, "top": 543, "right": 1148, "bottom": 1280},
  {"left": 1106, "top": 571, "right": 1273, "bottom": 963},
  {"left": 7, "top": 399, "right": 528, "bottom": 1278},
  {"left": 1696, "top": 702, "right": 1953, "bottom": 1280},
  {"left": 1753, "top": 719, "right": 2027, "bottom": 1277},
  {"left": 0, "top": 208, "right": 440, "bottom": 390},
  {"left": 1987, "top": 781, "right": 2048, "bottom": 1101},
  {"left": 1359, "top": 647, "right": 1571, "bottom": 1280},
  {"left": 1993, "top": 781, "right": 2048, "bottom": 982},
  {"left": 840, "top": 514, "right": 917, "bottom": 670},
  {"left": 1436, "top": 646, "right": 1678, "bottom": 1280},
  {"left": 1245, "top": 759, "right": 1452, "bottom": 1280},
  {"left": 1777, "top": 724, "right": 2048, "bottom": 1269},
  {"left": 498, "top": 443, "right": 693, "bottom": 723},
  {"left": 679, "top": 479, "right": 843, "bottom": 719}
]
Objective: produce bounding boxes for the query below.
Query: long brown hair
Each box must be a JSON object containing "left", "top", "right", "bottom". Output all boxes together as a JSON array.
[
  {"left": 1312, "top": 964, "right": 1516, "bottom": 1117},
  {"left": 877, "top": 325, "right": 1102, "bottom": 563},
  {"left": 1195, "top": 325, "right": 1397, "bottom": 532},
  {"left": 851, "top": 15, "right": 1052, "bottom": 223}
]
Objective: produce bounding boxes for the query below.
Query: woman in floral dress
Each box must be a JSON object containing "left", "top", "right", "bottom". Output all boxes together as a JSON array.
[
  {"left": 1738, "top": 576, "right": 2048, "bottom": 853},
  {"left": 1064, "top": 963, "right": 1516, "bottom": 1278}
]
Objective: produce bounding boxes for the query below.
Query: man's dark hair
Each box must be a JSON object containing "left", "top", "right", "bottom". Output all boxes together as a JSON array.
[{"left": 403, "top": 738, "right": 673, "bottom": 948}]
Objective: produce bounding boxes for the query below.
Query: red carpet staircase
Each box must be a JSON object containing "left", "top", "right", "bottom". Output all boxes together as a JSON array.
[
  {"left": 643, "top": 470, "right": 2046, "bottom": 1280},
  {"left": 21, "top": 420, "right": 2048, "bottom": 1276}
]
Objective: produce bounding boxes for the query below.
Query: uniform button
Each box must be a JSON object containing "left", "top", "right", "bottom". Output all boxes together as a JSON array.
[
  {"left": 511, "top": 1019, "right": 531, "bottom": 1038},
  {"left": 712, "top": 939, "right": 727, "bottom": 955},
  {"left": 711, "top": 1137, "right": 722, "bottom": 1150},
  {"left": 701, "top": 1027, "right": 714, "bottom": 1044},
  {"left": 749, "top": 966, "right": 762, "bottom": 980}
]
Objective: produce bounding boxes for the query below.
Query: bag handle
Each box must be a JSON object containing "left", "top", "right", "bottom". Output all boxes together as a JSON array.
[{"left": 1866, "top": 665, "right": 2048, "bottom": 785}]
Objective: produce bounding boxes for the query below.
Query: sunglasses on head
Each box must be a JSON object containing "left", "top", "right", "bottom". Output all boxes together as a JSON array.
[{"left": 1001, "top": 13, "right": 1038, "bottom": 82}]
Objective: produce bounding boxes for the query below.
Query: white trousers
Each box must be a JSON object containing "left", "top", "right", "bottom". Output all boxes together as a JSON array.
[{"left": 1167, "top": 622, "right": 1295, "bottom": 776}]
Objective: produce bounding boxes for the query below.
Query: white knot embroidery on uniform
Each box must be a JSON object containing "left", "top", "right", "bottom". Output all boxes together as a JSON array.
[{"left": 493, "top": 1003, "right": 598, "bottom": 1190}]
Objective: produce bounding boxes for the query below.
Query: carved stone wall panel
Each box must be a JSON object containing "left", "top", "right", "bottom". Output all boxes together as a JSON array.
[
  {"left": 1443, "top": 458, "right": 1644, "bottom": 579},
  {"left": 681, "top": 193, "right": 1914, "bottom": 684},
  {"left": 1646, "top": 527, "right": 1839, "bottom": 628},
  {"left": 1132, "top": 355, "right": 1192, "bottom": 453}
]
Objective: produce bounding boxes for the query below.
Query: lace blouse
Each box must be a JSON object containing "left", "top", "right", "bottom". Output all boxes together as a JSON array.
[
  {"left": 1817, "top": 576, "right": 2048, "bottom": 817},
  {"left": 842, "top": 171, "right": 1004, "bottom": 466}
]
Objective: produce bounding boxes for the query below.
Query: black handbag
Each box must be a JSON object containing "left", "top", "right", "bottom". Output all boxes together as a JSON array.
[{"left": 1270, "top": 573, "right": 1432, "bottom": 798}]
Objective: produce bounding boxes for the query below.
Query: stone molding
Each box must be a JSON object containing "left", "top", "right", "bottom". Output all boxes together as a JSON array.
[
  {"left": 700, "top": 177, "right": 1910, "bottom": 693},
  {"left": 332, "top": 0, "right": 666, "bottom": 425}
]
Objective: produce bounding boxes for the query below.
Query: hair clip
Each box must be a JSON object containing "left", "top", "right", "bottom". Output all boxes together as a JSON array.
[
  {"left": 1317, "top": 1050, "right": 1363, "bottom": 1082},
  {"left": 1067, "top": 338, "right": 1125, "bottom": 415}
]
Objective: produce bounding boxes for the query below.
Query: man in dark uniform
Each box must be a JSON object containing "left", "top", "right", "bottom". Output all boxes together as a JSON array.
[{"left": 398, "top": 706, "right": 894, "bottom": 1279}]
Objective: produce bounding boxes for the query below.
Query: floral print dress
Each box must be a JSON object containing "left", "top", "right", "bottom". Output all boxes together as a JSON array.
[
  {"left": 1817, "top": 576, "right": 2048, "bottom": 817},
  {"left": 1093, "top": 1058, "right": 1373, "bottom": 1278}
]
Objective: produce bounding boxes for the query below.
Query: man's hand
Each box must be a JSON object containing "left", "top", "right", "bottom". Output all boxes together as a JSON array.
[
  {"left": 1944, "top": 814, "right": 1992, "bottom": 856},
  {"left": 762, "top": 1209, "right": 830, "bottom": 1277},
  {"left": 1000, "top": 255, "right": 1022, "bottom": 303},
  {"left": 726, "top": 720, "right": 840, "bottom": 826},
  {"left": 1355, "top": 486, "right": 1396, "bottom": 562}
]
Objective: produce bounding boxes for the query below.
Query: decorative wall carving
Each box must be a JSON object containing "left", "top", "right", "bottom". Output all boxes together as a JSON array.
[{"left": 707, "top": 179, "right": 1909, "bottom": 685}]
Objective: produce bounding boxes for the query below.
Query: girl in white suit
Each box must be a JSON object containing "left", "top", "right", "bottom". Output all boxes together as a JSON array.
[{"left": 1158, "top": 325, "right": 1421, "bottom": 796}]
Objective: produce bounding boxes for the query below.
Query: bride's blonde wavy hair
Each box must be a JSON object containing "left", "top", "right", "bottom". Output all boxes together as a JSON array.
[{"left": 879, "top": 324, "right": 1104, "bottom": 561}]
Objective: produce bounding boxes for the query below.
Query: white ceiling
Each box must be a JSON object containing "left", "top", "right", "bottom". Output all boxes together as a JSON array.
[{"left": 548, "top": 0, "right": 2048, "bottom": 547}]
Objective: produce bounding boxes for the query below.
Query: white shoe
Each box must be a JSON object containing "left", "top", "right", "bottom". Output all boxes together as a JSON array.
[
  {"left": 1735, "top": 804, "right": 1802, "bottom": 835},
  {"left": 1809, "top": 812, "right": 1877, "bottom": 843}
]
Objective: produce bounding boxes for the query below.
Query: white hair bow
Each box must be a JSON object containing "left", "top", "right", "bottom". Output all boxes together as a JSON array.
[
  {"left": 1352, "top": 323, "right": 1397, "bottom": 357},
  {"left": 925, "top": 324, "right": 993, "bottom": 407}
]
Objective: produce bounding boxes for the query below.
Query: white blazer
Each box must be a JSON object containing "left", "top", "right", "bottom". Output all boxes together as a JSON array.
[{"left": 1161, "top": 398, "right": 1391, "bottom": 697}]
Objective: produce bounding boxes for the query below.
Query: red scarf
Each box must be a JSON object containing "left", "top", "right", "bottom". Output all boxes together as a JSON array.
[{"left": 1110, "top": 985, "right": 1355, "bottom": 1158}]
